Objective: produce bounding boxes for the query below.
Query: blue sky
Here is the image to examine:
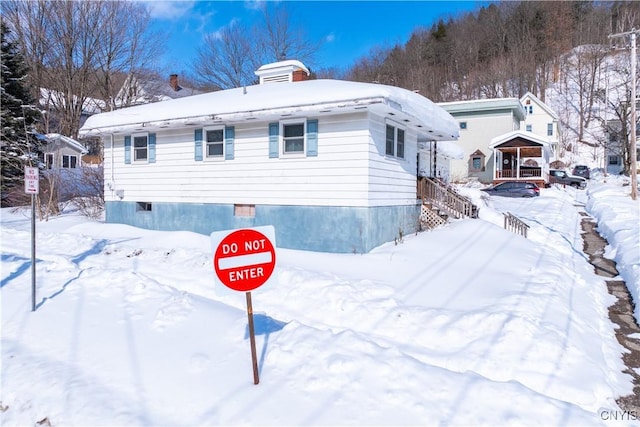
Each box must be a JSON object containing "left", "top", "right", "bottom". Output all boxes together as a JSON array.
[{"left": 147, "top": 1, "right": 489, "bottom": 76}]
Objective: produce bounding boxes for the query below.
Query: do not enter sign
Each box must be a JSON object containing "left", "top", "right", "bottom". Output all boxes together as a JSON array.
[{"left": 213, "top": 228, "right": 276, "bottom": 292}]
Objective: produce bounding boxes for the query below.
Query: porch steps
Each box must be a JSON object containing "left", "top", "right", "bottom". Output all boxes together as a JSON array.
[{"left": 417, "top": 177, "right": 479, "bottom": 231}]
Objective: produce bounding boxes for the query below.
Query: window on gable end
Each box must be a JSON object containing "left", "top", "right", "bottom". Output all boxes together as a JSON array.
[
  {"left": 547, "top": 123, "right": 553, "bottom": 136},
  {"left": 62, "top": 155, "right": 78, "bottom": 168}
]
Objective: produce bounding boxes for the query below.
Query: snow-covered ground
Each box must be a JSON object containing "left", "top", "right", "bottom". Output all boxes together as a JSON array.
[{"left": 1, "top": 174, "right": 639, "bottom": 426}]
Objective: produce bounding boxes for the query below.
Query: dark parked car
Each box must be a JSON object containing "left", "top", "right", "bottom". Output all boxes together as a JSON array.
[
  {"left": 572, "top": 165, "right": 590, "bottom": 179},
  {"left": 548, "top": 169, "right": 587, "bottom": 189},
  {"left": 481, "top": 181, "right": 540, "bottom": 198}
]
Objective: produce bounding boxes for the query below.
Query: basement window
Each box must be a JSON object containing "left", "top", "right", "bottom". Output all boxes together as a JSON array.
[
  {"left": 234, "top": 204, "right": 255, "bottom": 217},
  {"left": 136, "top": 202, "right": 152, "bottom": 212}
]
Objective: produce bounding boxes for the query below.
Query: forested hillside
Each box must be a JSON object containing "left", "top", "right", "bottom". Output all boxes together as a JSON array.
[{"left": 346, "top": 1, "right": 639, "bottom": 103}]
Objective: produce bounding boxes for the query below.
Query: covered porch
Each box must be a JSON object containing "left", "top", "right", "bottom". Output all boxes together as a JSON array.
[{"left": 489, "top": 131, "right": 552, "bottom": 186}]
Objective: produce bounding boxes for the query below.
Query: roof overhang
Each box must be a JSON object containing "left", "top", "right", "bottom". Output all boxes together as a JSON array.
[{"left": 79, "top": 80, "right": 460, "bottom": 142}]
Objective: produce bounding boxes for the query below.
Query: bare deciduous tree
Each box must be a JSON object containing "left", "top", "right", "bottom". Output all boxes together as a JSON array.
[
  {"left": 4, "top": 0, "right": 163, "bottom": 138},
  {"left": 193, "top": 3, "right": 321, "bottom": 89}
]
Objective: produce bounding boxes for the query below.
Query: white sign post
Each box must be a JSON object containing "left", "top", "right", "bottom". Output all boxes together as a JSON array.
[{"left": 24, "top": 166, "right": 38, "bottom": 311}]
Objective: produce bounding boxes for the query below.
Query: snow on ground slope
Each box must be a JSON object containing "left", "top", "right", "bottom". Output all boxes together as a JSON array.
[
  {"left": 0, "top": 184, "right": 635, "bottom": 426},
  {"left": 585, "top": 172, "right": 640, "bottom": 323}
]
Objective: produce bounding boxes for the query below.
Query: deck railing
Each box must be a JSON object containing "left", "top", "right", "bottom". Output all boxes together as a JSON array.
[
  {"left": 503, "top": 212, "right": 530, "bottom": 238},
  {"left": 417, "top": 178, "right": 478, "bottom": 219},
  {"left": 495, "top": 167, "right": 542, "bottom": 179}
]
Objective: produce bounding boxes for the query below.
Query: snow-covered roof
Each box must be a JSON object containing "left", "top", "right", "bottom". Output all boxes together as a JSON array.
[
  {"left": 45, "top": 133, "right": 89, "bottom": 154},
  {"left": 489, "top": 130, "right": 552, "bottom": 148},
  {"left": 256, "top": 60, "right": 310, "bottom": 75},
  {"left": 40, "top": 88, "right": 105, "bottom": 115},
  {"left": 79, "top": 79, "right": 460, "bottom": 141},
  {"left": 439, "top": 98, "right": 526, "bottom": 121}
]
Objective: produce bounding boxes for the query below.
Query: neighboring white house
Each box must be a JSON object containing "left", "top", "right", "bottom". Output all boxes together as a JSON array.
[
  {"left": 520, "top": 92, "right": 560, "bottom": 159},
  {"left": 114, "top": 73, "right": 202, "bottom": 108},
  {"left": 79, "top": 61, "right": 459, "bottom": 253},
  {"left": 40, "top": 133, "right": 89, "bottom": 170},
  {"left": 438, "top": 98, "right": 526, "bottom": 183}
]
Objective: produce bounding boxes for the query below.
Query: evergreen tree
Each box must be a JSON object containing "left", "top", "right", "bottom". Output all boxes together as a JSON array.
[{"left": 1, "top": 18, "right": 40, "bottom": 206}]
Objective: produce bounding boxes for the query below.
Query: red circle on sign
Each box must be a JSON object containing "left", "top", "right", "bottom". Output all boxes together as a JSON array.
[{"left": 214, "top": 229, "right": 276, "bottom": 292}]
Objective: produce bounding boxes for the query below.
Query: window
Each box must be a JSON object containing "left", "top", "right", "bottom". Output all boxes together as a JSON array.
[
  {"left": 283, "top": 122, "right": 305, "bottom": 154},
  {"left": 385, "top": 123, "right": 405, "bottom": 159},
  {"left": 547, "top": 123, "right": 553, "bottom": 136},
  {"left": 528, "top": 106, "right": 533, "bottom": 114},
  {"left": 205, "top": 127, "right": 224, "bottom": 158},
  {"left": 46, "top": 153, "right": 54, "bottom": 169},
  {"left": 136, "top": 202, "right": 152, "bottom": 212},
  {"left": 386, "top": 125, "right": 395, "bottom": 156},
  {"left": 269, "top": 120, "right": 317, "bottom": 158},
  {"left": 459, "top": 122, "right": 467, "bottom": 130},
  {"left": 526, "top": 124, "right": 532, "bottom": 132},
  {"left": 62, "top": 155, "right": 77, "bottom": 168},
  {"left": 133, "top": 134, "right": 148, "bottom": 161},
  {"left": 396, "top": 128, "right": 405, "bottom": 159},
  {"left": 234, "top": 204, "right": 255, "bottom": 217},
  {"left": 469, "top": 151, "right": 485, "bottom": 173},
  {"left": 608, "top": 156, "right": 620, "bottom": 165}
]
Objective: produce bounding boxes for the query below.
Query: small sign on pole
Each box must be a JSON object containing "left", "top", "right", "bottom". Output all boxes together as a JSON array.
[
  {"left": 24, "top": 166, "right": 38, "bottom": 311},
  {"left": 24, "top": 166, "right": 39, "bottom": 194},
  {"left": 211, "top": 226, "right": 277, "bottom": 385}
]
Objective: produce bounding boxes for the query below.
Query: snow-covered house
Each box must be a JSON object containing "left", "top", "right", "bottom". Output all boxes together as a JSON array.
[
  {"left": 79, "top": 61, "right": 459, "bottom": 253},
  {"left": 114, "top": 73, "right": 202, "bottom": 108},
  {"left": 439, "top": 97, "right": 556, "bottom": 186},
  {"left": 40, "top": 133, "right": 88, "bottom": 170},
  {"left": 520, "top": 92, "right": 560, "bottom": 159}
]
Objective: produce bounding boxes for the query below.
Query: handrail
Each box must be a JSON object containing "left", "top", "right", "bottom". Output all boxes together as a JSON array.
[
  {"left": 503, "top": 212, "right": 530, "bottom": 238},
  {"left": 417, "top": 177, "right": 478, "bottom": 219}
]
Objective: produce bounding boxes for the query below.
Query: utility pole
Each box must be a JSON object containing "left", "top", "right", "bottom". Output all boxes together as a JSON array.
[{"left": 609, "top": 28, "right": 638, "bottom": 200}]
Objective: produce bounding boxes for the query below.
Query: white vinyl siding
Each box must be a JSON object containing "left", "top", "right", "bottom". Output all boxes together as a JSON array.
[{"left": 102, "top": 112, "right": 418, "bottom": 208}]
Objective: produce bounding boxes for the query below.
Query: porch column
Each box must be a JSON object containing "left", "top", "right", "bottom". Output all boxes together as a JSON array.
[
  {"left": 494, "top": 148, "right": 498, "bottom": 180},
  {"left": 516, "top": 147, "right": 521, "bottom": 179}
]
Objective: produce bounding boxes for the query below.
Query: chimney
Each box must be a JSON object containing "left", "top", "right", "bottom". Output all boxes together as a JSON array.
[{"left": 169, "top": 74, "right": 180, "bottom": 91}]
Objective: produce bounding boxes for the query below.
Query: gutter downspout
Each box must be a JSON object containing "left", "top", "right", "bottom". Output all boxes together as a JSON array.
[{"left": 110, "top": 134, "right": 115, "bottom": 200}]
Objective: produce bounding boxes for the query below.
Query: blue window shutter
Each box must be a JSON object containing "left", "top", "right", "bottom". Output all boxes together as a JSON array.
[
  {"left": 148, "top": 133, "right": 156, "bottom": 163},
  {"left": 194, "top": 128, "right": 203, "bottom": 161},
  {"left": 306, "top": 119, "right": 318, "bottom": 157},
  {"left": 269, "top": 122, "right": 279, "bottom": 158},
  {"left": 124, "top": 135, "right": 131, "bottom": 164},
  {"left": 225, "top": 126, "right": 235, "bottom": 160}
]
